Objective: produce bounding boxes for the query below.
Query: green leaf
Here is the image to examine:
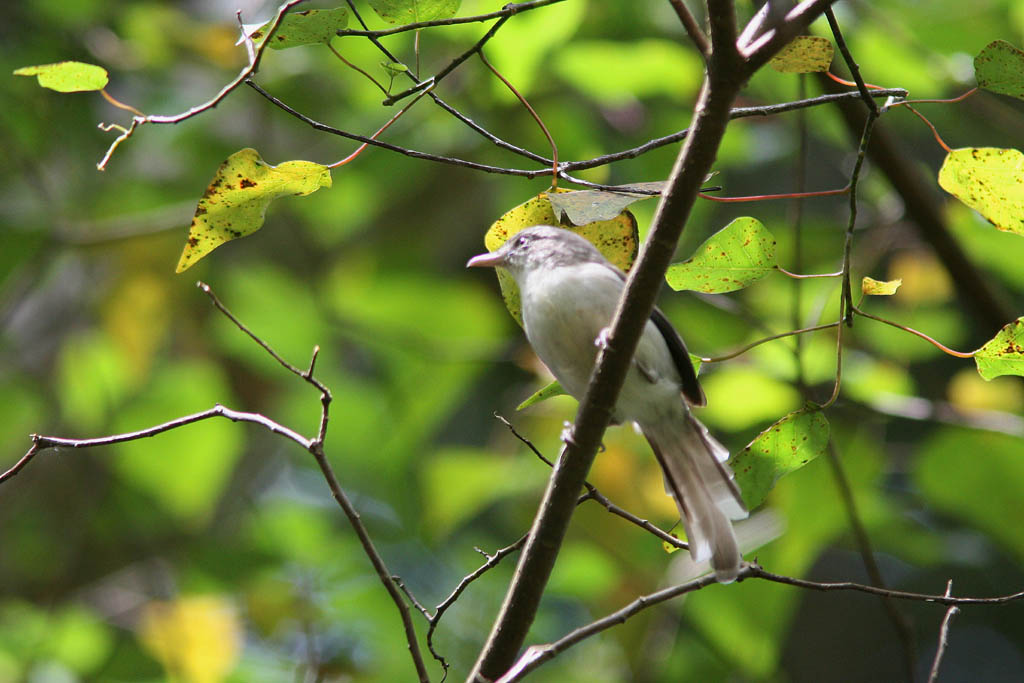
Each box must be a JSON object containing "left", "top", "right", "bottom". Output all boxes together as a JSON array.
[
  {"left": 13, "top": 61, "right": 108, "bottom": 92},
  {"left": 861, "top": 276, "right": 902, "bottom": 296},
  {"left": 248, "top": 7, "right": 349, "bottom": 49},
  {"left": 937, "top": 147, "right": 1024, "bottom": 236},
  {"left": 547, "top": 182, "right": 664, "bottom": 225},
  {"left": 916, "top": 428, "right": 1024, "bottom": 561},
  {"left": 974, "top": 40, "right": 1024, "bottom": 100},
  {"left": 769, "top": 36, "right": 834, "bottom": 73},
  {"left": 666, "top": 217, "right": 777, "bottom": 293},
  {"left": 728, "top": 406, "right": 830, "bottom": 510},
  {"left": 974, "top": 317, "right": 1024, "bottom": 380},
  {"left": 421, "top": 448, "right": 546, "bottom": 538},
  {"left": 368, "top": 0, "right": 460, "bottom": 25},
  {"left": 484, "top": 190, "right": 639, "bottom": 326},
  {"left": 517, "top": 380, "right": 566, "bottom": 410},
  {"left": 553, "top": 39, "right": 703, "bottom": 105},
  {"left": 176, "top": 148, "right": 332, "bottom": 272}
]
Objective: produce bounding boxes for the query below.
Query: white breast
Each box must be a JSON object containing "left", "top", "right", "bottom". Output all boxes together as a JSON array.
[{"left": 519, "top": 263, "right": 685, "bottom": 424}]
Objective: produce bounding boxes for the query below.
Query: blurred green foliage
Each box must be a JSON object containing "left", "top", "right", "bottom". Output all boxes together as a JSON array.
[{"left": 2, "top": 1, "right": 1024, "bottom": 681}]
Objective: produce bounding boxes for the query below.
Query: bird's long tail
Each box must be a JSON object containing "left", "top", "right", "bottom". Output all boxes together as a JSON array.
[{"left": 643, "top": 414, "right": 748, "bottom": 583}]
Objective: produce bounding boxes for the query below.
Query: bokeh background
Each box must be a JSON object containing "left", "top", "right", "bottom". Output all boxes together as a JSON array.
[{"left": 3, "top": 0, "right": 1024, "bottom": 680}]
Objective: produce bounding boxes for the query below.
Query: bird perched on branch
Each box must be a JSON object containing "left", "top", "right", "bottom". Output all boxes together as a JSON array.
[{"left": 468, "top": 225, "right": 747, "bottom": 582}]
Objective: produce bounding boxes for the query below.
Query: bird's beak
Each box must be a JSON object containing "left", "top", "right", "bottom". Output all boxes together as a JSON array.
[{"left": 466, "top": 251, "right": 505, "bottom": 268}]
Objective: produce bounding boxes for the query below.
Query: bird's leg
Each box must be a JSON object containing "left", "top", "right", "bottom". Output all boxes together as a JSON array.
[{"left": 594, "top": 326, "right": 613, "bottom": 350}]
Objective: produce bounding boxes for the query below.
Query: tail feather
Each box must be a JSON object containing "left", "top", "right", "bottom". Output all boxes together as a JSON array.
[{"left": 643, "top": 414, "right": 747, "bottom": 583}]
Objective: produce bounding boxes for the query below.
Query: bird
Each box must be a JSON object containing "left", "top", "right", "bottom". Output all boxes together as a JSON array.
[{"left": 467, "top": 225, "right": 748, "bottom": 582}]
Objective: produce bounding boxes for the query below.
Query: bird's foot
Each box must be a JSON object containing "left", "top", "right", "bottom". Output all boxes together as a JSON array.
[{"left": 594, "top": 326, "right": 612, "bottom": 350}]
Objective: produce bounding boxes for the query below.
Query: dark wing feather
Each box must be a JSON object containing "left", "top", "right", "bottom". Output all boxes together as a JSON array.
[
  {"left": 649, "top": 306, "right": 706, "bottom": 406},
  {"left": 601, "top": 262, "right": 706, "bottom": 407}
]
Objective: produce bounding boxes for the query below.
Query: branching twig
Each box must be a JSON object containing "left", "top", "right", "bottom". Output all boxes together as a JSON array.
[
  {"left": 668, "top": 0, "right": 710, "bottom": 57},
  {"left": 825, "top": 7, "right": 878, "bottom": 113},
  {"left": 928, "top": 581, "right": 960, "bottom": 683},
  {"left": 498, "top": 563, "right": 1024, "bottom": 681},
  {"left": 335, "top": 0, "right": 565, "bottom": 38},
  {"left": 382, "top": 15, "right": 511, "bottom": 105},
  {"left": 826, "top": 441, "right": 917, "bottom": 683}
]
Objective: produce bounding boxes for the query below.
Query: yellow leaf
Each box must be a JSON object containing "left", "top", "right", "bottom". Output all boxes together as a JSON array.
[
  {"left": 483, "top": 189, "right": 638, "bottom": 326},
  {"left": 938, "top": 147, "right": 1024, "bottom": 236},
  {"left": 176, "top": 148, "right": 332, "bottom": 272},
  {"left": 769, "top": 36, "right": 834, "bottom": 73},
  {"left": 138, "top": 596, "right": 241, "bottom": 683},
  {"left": 861, "top": 276, "right": 902, "bottom": 296}
]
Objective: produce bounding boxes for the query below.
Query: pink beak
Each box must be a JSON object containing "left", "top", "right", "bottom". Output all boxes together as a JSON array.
[{"left": 466, "top": 251, "right": 506, "bottom": 268}]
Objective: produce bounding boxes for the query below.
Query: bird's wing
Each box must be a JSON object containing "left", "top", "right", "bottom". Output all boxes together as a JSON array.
[{"left": 601, "top": 263, "right": 705, "bottom": 407}]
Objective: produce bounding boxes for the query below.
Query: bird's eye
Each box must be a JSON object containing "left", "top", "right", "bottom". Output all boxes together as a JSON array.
[{"left": 516, "top": 236, "right": 528, "bottom": 248}]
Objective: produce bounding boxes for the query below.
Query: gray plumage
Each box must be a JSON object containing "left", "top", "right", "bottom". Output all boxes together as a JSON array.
[{"left": 468, "top": 225, "right": 747, "bottom": 582}]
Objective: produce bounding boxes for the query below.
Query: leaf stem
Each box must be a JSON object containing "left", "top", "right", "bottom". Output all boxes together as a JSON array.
[
  {"left": 478, "top": 50, "right": 559, "bottom": 187},
  {"left": 854, "top": 306, "right": 975, "bottom": 358}
]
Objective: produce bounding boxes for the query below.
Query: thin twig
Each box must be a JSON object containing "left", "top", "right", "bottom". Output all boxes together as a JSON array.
[
  {"left": 99, "top": 89, "right": 144, "bottom": 117},
  {"left": 500, "top": 563, "right": 1024, "bottom": 681},
  {"left": 427, "top": 537, "right": 529, "bottom": 678},
  {"left": 839, "top": 110, "right": 879, "bottom": 325},
  {"left": 328, "top": 84, "right": 435, "bottom": 168},
  {"left": 928, "top": 581, "right": 960, "bottom": 683},
  {"left": 335, "top": 0, "right": 565, "bottom": 38},
  {"left": 902, "top": 104, "right": 953, "bottom": 153},
  {"left": 478, "top": 50, "right": 558, "bottom": 186},
  {"left": 703, "top": 321, "right": 840, "bottom": 363},
  {"left": 825, "top": 7, "right": 877, "bottom": 113},
  {"left": 382, "top": 15, "right": 511, "bottom": 105},
  {"left": 854, "top": 306, "right": 975, "bottom": 358},
  {"left": 326, "top": 41, "right": 388, "bottom": 94},
  {"left": 668, "top": 0, "right": 710, "bottom": 57},
  {"left": 826, "top": 441, "right": 917, "bottom": 683},
  {"left": 494, "top": 414, "right": 689, "bottom": 551}
]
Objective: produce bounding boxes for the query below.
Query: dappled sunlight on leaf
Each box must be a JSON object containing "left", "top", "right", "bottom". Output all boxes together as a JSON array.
[
  {"left": 728, "top": 406, "right": 830, "bottom": 511},
  {"left": 13, "top": 61, "right": 108, "bottom": 92},
  {"left": 938, "top": 147, "right": 1024, "bottom": 236},
  {"left": 666, "top": 217, "right": 777, "bottom": 293},
  {"left": 769, "top": 36, "right": 834, "bottom": 73}
]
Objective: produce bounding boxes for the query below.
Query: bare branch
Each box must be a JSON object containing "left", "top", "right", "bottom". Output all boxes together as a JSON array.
[
  {"left": 928, "top": 581, "right": 960, "bottom": 683},
  {"left": 382, "top": 15, "right": 511, "bottom": 105}
]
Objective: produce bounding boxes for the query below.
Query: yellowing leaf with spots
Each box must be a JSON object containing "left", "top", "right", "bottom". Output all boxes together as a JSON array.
[
  {"left": 13, "top": 61, "right": 109, "bottom": 92},
  {"left": 769, "top": 36, "right": 834, "bottom": 73},
  {"left": 138, "top": 595, "right": 241, "bottom": 683},
  {"left": 974, "top": 40, "right": 1024, "bottom": 101},
  {"left": 974, "top": 317, "right": 1024, "bottom": 380},
  {"left": 484, "top": 190, "right": 639, "bottom": 325},
  {"left": 728, "top": 406, "right": 830, "bottom": 510},
  {"left": 861, "top": 276, "right": 902, "bottom": 296},
  {"left": 176, "top": 148, "right": 331, "bottom": 272},
  {"left": 938, "top": 147, "right": 1024, "bottom": 236},
  {"left": 665, "top": 217, "right": 777, "bottom": 293}
]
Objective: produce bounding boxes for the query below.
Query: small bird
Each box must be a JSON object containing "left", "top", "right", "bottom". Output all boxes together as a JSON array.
[{"left": 468, "top": 225, "right": 747, "bottom": 582}]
